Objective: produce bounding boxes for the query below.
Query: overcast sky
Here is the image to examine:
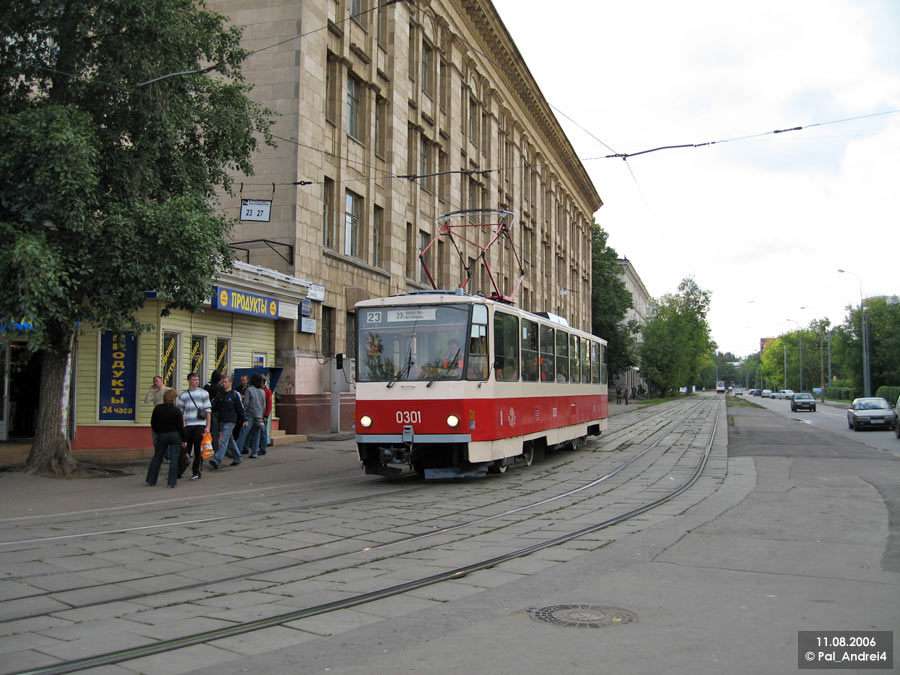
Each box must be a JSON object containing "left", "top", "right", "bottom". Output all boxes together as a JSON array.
[{"left": 491, "top": 0, "right": 900, "bottom": 357}]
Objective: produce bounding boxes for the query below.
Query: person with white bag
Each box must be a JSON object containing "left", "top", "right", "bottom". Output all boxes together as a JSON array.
[{"left": 177, "top": 373, "right": 212, "bottom": 481}]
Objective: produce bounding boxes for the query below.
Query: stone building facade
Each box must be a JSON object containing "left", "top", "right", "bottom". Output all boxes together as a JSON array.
[
  {"left": 614, "top": 256, "right": 650, "bottom": 395},
  {"left": 207, "top": 0, "right": 602, "bottom": 434}
]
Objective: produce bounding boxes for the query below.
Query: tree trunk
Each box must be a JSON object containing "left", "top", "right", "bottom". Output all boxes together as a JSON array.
[{"left": 25, "top": 333, "right": 77, "bottom": 476}]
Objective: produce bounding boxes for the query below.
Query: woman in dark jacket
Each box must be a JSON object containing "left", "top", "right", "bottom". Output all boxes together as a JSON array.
[{"left": 147, "top": 388, "right": 185, "bottom": 488}]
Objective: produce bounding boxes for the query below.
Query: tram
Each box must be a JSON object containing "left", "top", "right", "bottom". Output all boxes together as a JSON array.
[{"left": 354, "top": 290, "right": 609, "bottom": 478}]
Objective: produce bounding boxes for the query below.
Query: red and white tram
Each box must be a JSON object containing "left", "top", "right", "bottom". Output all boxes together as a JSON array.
[{"left": 354, "top": 290, "right": 609, "bottom": 478}]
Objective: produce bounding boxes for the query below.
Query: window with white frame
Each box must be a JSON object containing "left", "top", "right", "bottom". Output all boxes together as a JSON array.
[
  {"left": 346, "top": 74, "right": 361, "bottom": 140},
  {"left": 344, "top": 190, "right": 361, "bottom": 258}
]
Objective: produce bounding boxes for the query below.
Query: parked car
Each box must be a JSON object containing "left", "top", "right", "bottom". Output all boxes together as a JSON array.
[
  {"left": 895, "top": 395, "right": 900, "bottom": 439},
  {"left": 847, "top": 397, "right": 897, "bottom": 431},
  {"left": 791, "top": 392, "right": 816, "bottom": 412},
  {"left": 749, "top": 389, "right": 761, "bottom": 396},
  {"left": 761, "top": 389, "right": 773, "bottom": 398}
]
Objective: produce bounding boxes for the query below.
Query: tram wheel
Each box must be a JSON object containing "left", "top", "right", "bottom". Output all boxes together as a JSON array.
[
  {"left": 522, "top": 445, "right": 534, "bottom": 467},
  {"left": 412, "top": 459, "right": 425, "bottom": 477}
]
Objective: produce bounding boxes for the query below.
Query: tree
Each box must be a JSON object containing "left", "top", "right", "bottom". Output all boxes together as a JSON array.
[
  {"left": 589, "top": 221, "right": 636, "bottom": 378},
  {"left": 0, "top": 0, "right": 272, "bottom": 475},
  {"left": 638, "top": 277, "right": 712, "bottom": 396}
]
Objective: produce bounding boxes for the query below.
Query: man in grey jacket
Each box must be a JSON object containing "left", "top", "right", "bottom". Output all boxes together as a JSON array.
[{"left": 237, "top": 373, "right": 266, "bottom": 458}]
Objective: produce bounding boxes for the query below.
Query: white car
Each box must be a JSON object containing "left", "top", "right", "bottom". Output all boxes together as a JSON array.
[
  {"left": 762, "top": 389, "right": 773, "bottom": 398},
  {"left": 773, "top": 389, "right": 795, "bottom": 399}
]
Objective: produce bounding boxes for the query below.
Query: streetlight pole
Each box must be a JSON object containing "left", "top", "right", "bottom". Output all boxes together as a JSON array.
[{"left": 838, "top": 269, "right": 871, "bottom": 397}]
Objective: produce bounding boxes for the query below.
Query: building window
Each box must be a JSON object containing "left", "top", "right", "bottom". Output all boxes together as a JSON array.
[
  {"left": 422, "top": 41, "right": 434, "bottom": 98},
  {"left": 350, "top": 0, "right": 363, "bottom": 24},
  {"left": 214, "top": 338, "right": 230, "bottom": 376},
  {"left": 190, "top": 335, "right": 206, "bottom": 380},
  {"left": 419, "top": 136, "right": 432, "bottom": 191},
  {"left": 374, "top": 96, "right": 386, "bottom": 158},
  {"left": 418, "top": 229, "right": 431, "bottom": 284},
  {"left": 321, "top": 306, "right": 335, "bottom": 357},
  {"left": 468, "top": 97, "right": 479, "bottom": 145},
  {"left": 439, "top": 59, "right": 448, "bottom": 110},
  {"left": 372, "top": 205, "right": 384, "bottom": 268},
  {"left": 325, "top": 56, "right": 337, "bottom": 124},
  {"left": 438, "top": 150, "right": 449, "bottom": 203},
  {"left": 344, "top": 190, "right": 361, "bottom": 258},
  {"left": 346, "top": 74, "right": 361, "bottom": 140},
  {"left": 408, "top": 21, "right": 416, "bottom": 81},
  {"left": 323, "top": 177, "right": 336, "bottom": 249},
  {"left": 467, "top": 177, "right": 478, "bottom": 211},
  {"left": 406, "top": 222, "right": 415, "bottom": 278},
  {"left": 377, "top": 4, "right": 387, "bottom": 46},
  {"left": 161, "top": 332, "right": 179, "bottom": 389},
  {"left": 345, "top": 311, "right": 357, "bottom": 360}
]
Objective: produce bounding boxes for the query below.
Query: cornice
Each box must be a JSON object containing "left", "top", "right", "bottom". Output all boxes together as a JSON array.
[{"left": 456, "top": 0, "right": 602, "bottom": 212}]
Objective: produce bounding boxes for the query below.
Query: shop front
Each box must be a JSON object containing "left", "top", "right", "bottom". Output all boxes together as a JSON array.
[{"left": 70, "top": 263, "right": 312, "bottom": 456}]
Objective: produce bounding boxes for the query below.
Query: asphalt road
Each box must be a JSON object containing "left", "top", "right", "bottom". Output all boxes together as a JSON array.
[{"left": 737, "top": 393, "right": 900, "bottom": 457}]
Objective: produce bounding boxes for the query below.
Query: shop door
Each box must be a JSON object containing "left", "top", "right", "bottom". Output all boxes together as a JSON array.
[{"left": 0, "top": 343, "right": 8, "bottom": 441}]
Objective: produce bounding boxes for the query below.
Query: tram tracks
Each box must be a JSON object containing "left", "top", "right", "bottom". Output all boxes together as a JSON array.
[
  {"left": 7, "top": 397, "right": 724, "bottom": 674},
  {"left": 1, "top": 400, "right": 703, "bottom": 627}
]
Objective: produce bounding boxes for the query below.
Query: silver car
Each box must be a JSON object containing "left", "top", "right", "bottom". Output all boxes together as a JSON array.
[{"left": 847, "top": 397, "right": 897, "bottom": 431}]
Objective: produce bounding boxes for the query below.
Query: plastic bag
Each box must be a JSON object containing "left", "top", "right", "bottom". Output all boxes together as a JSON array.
[{"left": 200, "top": 432, "right": 214, "bottom": 459}]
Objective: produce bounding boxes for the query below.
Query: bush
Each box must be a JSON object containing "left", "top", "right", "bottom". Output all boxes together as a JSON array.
[
  {"left": 825, "top": 386, "right": 858, "bottom": 401},
  {"left": 875, "top": 386, "right": 900, "bottom": 406}
]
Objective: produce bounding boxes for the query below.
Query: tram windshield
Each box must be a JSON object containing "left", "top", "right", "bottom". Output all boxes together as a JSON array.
[{"left": 357, "top": 304, "right": 472, "bottom": 383}]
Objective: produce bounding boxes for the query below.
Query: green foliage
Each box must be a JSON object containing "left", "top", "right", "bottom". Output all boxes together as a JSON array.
[
  {"left": 589, "top": 221, "right": 635, "bottom": 377},
  {"left": 0, "top": 0, "right": 273, "bottom": 471},
  {"left": 638, "top": 277, "right": 712, "bottom": 396},
  {"left": 0, "top": 0, "right": 272, "bottom": 351},
  {"left": 875, "top": 386, "right": 900, "bottom": 406},
  {"left": 825, "top": 386, "right": 857, "bottom": 401}
]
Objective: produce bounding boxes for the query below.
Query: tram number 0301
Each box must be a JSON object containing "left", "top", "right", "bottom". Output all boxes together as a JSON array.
[{"left": 395, "top": 410, "right": 422, "bottom": 424}]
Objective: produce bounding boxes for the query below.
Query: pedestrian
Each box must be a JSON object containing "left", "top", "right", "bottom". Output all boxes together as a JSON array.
[
  {"left": 144, "top": 375, "right": 172, "bottom": 451},
  {"left": 256, "top": 373, "right": 273, "bottom": 456},
  {"left": 616, "top": 385, "right": 622, "bottom": 405},
  {"left": 146, "top": 388, "right": 185, "bottom": 488},
  {"left": 209, "top": 375, "right": 245, "bottom": 469},
  {"left": 203, "top": 371, "right": 225, "bottom": 463},
  {"left": 237, "top": 373, "right": 249, "bottom": 397},
  {"left": 177, "top": 373, "right": 212, "bottom": 481},
  {"left": 625, "top": 385, "right": 630, "bottom": 405},
  {"left": 237, "top": 373, "right": 266, "bottom": 459}
]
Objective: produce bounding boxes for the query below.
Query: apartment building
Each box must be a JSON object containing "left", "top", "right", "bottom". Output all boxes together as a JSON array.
[{"left": 208, "top": 0, "right": 602, "bottom": 433}]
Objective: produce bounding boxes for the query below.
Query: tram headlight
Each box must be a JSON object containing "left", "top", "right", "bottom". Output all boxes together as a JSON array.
[
  {"left": 359, "top": 415, "right": 373, "bottom": 428},
  {"left": 446, "top": 414, "right": 460, "bottom": 428}
]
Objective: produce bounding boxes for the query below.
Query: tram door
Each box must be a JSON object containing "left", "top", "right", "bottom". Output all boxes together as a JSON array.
[{"left": 0, "top": 343, "right": 8, "bottom": 441}]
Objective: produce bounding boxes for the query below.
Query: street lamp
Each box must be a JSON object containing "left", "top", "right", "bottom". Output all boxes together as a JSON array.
[{"left": 838, "top": 269, "right": 871, "bottom": 397}]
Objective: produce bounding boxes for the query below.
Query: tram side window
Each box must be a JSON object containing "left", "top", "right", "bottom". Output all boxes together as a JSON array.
[
  {"left": 601, "top": 344, "right": 608, "bottom": 384},
  {"left": 591, "top": 341, "right": 600, "bottom": 384},
  {"left": 581, "top": 339, "right": 590, "bottom": 383},
  {"left": 521, "top": 318, "right": 539, "bottom": 382},
  {"left": 493, "top": 311, "right": 519, "bottom": 381},
  {"left": 555, "top": 329, "right": 569, "bottom": 383},
  {"left": 467, "top": 304, "right": 489, "bottom": 380},
  {"left": 539, "top": 324, "right": 555, "bottom": 382},
  {"left": 569, "top": 335, "right": 581, "bottom": 383}
]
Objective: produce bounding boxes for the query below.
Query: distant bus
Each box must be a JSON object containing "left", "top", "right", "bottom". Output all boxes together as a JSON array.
[{"left": 716, "top": 380, "right": 726, "bottom": 393}]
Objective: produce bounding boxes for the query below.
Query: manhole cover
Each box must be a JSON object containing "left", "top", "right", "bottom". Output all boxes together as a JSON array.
[{"left": 528, "top": 604, "right": 636, "bottom": 628}]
